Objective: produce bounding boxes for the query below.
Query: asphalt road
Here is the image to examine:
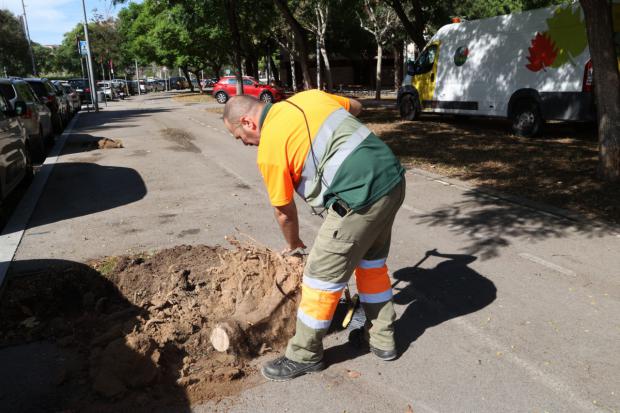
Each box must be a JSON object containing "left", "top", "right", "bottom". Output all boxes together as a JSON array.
[{"left": 2, "top": 92, "right": 619, "bottom": 413}]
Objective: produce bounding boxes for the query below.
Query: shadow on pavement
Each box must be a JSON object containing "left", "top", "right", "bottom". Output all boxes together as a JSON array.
[
  {"left": 416, "top": 190, "right": 613, "bottom": 260},
  {"left": 325, "top": 250, "right": 495, "bottom": 365},
  {"left": 26, "top": 162, "right": 146, "bottom": 228},
  {"left": 75, "top": 108, "right": 172, "bottom": 132},
  {"left": 0, "top": 259, "right": 190, "bottom": 413},
  {"left": 391, "top": 250, "right": 496, "bottom": 355}
]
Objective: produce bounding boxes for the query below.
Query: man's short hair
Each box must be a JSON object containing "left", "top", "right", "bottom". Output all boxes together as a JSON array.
[{"left": 223, "top": 95, "right": 262, "bottom": 124}]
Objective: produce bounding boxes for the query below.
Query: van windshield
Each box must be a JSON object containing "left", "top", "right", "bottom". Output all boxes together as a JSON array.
[{"left": 414, "top": 45, "right": 438, "bottom": 75}]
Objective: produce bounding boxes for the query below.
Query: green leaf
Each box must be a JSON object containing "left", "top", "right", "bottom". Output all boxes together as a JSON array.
[{"left": 546, "top": 4, "right": 588, "bottom": 68}]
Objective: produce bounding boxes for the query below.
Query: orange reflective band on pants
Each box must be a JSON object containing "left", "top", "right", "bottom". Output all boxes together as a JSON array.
[
  {"left": 355, "top": 261, "right": 393, "bottom": 304},
  {"left": 297, "top": 281, "right": 344, "bottom": 330}
]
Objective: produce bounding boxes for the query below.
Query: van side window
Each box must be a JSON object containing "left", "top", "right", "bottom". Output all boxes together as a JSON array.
[{"left": 415, "top": 45, "right": 438, "bottom": 75}]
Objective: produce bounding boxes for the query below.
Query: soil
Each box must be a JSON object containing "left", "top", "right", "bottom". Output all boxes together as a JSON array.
[
  {"left": 0, "top": 240, "right": 304, "bottom": 411},
  {"left": 356, "top": 103, "right": 620, "bottom": 225}
]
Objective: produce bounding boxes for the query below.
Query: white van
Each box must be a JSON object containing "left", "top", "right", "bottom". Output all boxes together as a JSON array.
[{"left": 397, "top": 1, "right": 620, "bottom": 136}]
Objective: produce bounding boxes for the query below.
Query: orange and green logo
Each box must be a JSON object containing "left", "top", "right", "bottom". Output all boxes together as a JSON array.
[
  {"left": 526, "top": 5, "right": 588, "bottom": 72},
  {"left": 454, "top": 46, "right": 469, "bottom": 66}
]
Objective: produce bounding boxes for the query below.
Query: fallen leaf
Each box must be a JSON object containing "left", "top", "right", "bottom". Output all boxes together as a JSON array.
[{"left": 346, "top": 369, "right": 361, "bottom": 379}]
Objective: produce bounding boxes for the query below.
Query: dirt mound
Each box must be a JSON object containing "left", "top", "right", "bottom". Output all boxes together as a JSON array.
[{"left": 0, "top": 240, "right": 304, "bottom": 410}]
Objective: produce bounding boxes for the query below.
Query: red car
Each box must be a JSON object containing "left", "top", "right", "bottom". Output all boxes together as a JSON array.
[{"left": 212, "top": 76, "right": 284, "bottom": 104}]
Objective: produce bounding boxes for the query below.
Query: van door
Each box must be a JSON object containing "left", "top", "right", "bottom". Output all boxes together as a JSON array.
[{"left": 413, "top": 43, "right": 440, "bottom": 108}]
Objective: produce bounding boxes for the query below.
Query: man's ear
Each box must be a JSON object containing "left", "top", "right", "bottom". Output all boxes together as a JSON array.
[{"left": 240, "top": 114, "right": 257, "bottom": 130}]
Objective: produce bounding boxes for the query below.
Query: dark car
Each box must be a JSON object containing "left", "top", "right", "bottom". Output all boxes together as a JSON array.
[
  {"left": 168, "top": 76, "right": 188, "bottom": 90},
  {"left": 24, "top": 78, "right": 65, "bottom": 133},
  {"left": 212, "top": 76, "right": 285, "bottom": 104},
  {"left": 0, "top": 94, "right": 33, "bottom": 202},
  {"left": 50, "top": 81, "right": 72, "bottom": 124},
  {"left": 0, "top": 78, "right": 53, "bottom": 162},
  {"left": 67, "top": 78, "right": 92, "bottom": 104}
]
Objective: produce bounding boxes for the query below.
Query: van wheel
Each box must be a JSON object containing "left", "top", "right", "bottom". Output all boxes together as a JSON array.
[
  {"left": 511, "top": 100, "right": 542, "bottom": 137},
  {"left": 215, "top": 91, "right": 228, "bottom": 104},
  {"left": 399, "top": 94, "right": 420, "bottom": 120}
]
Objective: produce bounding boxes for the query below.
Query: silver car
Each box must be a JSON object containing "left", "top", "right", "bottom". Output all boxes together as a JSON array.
[
  {"left": 0, "top": 94, "right": 32, "bottom": 204},
  {"left": 0, "top": 79, "right": 53, "bottom": 163}
]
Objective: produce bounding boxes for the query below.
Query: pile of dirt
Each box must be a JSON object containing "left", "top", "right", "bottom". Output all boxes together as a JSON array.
[{"left": 0, "top": 240, "right": 304, "bottom": 411}]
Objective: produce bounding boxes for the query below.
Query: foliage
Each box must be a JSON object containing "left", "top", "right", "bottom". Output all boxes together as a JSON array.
[{"left": 0, "top": 9, "right": 31, "bottom": 76}]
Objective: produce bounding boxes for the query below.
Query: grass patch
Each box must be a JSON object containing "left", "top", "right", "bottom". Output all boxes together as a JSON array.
[
  {"left": 358, "top": 105, "right": 619, "bottom": 225},
  {"left": 172, "top": 92, "right": 215, "bottom": 104},
  {"left": 93, "top": 256, "right": 119, "bottom": 277}
]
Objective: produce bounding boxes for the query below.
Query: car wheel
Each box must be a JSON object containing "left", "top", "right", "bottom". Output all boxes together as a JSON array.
[
  {"left": 511, "top": 100, "right": 542, "bottom": 137},
  {"left": 259, "top": 92, "right": 274, "bottom": 103},
  {"left": 30, "top": 127, "right": 46, "bottom": 163},
  {"left": 23, "top": 141, "right": 34, "bottom": 185},
  {"left": 399, "top": 94, "right": 420, "bottom": 121},
  {"left": 215, "top": 91, "right": 228, "bottom": 104},
  {"left": 52, "top": 112, "right": 63, "bottom": 133}
]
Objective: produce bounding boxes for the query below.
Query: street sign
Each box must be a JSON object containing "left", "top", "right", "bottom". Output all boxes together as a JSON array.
[{"left": 79, "top": 40, "right": 88, "bottom": 56}]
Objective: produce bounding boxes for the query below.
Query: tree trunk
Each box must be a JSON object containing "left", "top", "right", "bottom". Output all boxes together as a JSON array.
[
  {"left": 319, "top": 43, "right": 333, "bottom": 92},
  {"left": 190, "top": 70, "right": 203, "bottom": 93},
  {"left": 388, "top": 0, "right": 427, "bottom": 51},
  {"left": 290, "top": 51, "right": 297, "bottom": 92},
  {"left": 269, "top": 55, "right": 280, "bottom": 82},
  {"left": 273, "top": 0, "right": 313, "bottom": 89},
  {"left": 225, "top": 0, "right": 244, "bottom": 95},
  {"left": 375, "top": 44, "right": 382, "bottom": 100},
  {"left": 182, "top": 66, "right": 194, "bottom": 92},
  {"left": 394, "top": 44, "right": 403, "bottom": 91},
  {"left": 581, "top": 0, "right": 620, "bottom": 182}
]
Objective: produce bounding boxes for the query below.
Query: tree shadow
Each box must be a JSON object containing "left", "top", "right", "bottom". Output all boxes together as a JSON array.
[
  {"left": 25, "top": 162, "right": 146, "bottom": 228},
  {"left": 416, "top": 190, "right": 612, "bottom": 260},
  {"left": 325, "top": 250, "right": 495, "bottom": 365},
  {"left": 74, "top": 108, "right": 172, "bottom": 132},
  {"left": 0, "top": 259, "right": 191, "bottom": 413}
]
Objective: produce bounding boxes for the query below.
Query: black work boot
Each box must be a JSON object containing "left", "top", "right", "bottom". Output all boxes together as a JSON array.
[
  {"left": 261, "top": 356, "right": 325, "bottom": 382},
  {"left": 348, "top": 327, "right": 397, "bottom": 361}
]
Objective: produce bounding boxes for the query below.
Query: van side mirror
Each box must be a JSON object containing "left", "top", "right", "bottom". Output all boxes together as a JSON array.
[{"left": 14, "top": 101, "right": 27, "bottom": 116}]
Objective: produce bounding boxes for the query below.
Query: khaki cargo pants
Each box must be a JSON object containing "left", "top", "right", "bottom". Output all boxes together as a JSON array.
[{"left": 286, "top": 178, "right": 406, "bottom": 363}]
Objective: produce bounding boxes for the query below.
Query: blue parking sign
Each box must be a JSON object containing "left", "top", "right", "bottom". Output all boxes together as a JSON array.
[{"left": 79, "top": 40, "right": 88, "bottom": 56}]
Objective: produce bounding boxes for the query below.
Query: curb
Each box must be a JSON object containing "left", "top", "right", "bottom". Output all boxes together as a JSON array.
[
  {"left": 0, "top": 113, "right": 80, "bottom": 290},
  {"left": 407, "top": 167, "right": 620, "bottom": 236}
]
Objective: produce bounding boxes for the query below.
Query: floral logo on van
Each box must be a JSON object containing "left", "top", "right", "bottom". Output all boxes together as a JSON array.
[
  {"left": 454, "top": 46, "right": 469, "bottom": 66},
  {"left": 526, "top": 4, "right": 588, "bottom": 72}
]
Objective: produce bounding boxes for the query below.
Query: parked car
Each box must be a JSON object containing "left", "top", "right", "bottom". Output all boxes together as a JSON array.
[
  {"left": 147, "top": 79, "right": 163, "bottom": 92},
  {"left": 50, "top": 81, "right": 72, "bottom": 125},
  {"left": 0, "top": 78, "right": 53, "bottom": 162},
  {"left": 200, "top": 77, "right": 218, "bottom": 89},
  {"left": 52, "top": 81, "right": 79, "bottom": 116},
  {"left": 24, "top": 78, "right": 65, "bottom": 133},
  {"left": 127, "top": 80, "right": 139, "bottom": 95},
  {"left": 212, "top": 76, "right": 285, "bottom": 104},
  {"left": 168, "top": 76, "right": 188, "bottom": 90},
  {"left": 67, "top": 78, "right": 92, "bottom": 104},
  {"left": 96, "top": 81, "right": 117, "bottom": 100},
  {"left": 0, "top": 94, "right": 33, "bottom": 203},
  {"left": 62, "top": 83, "right": 81, "bottom": 114}
]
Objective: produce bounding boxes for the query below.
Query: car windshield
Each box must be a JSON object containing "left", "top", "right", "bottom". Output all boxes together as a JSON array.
[{"left": 27, "top": 81, "right": 48, "bottom": 98}]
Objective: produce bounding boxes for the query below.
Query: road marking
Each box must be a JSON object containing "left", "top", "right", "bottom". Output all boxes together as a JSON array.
[
  {"left": 0, "top": 114, "right": 79, "bottom": 289},
  {"left": 453, "top": 316, "right": 602, "bottom": 413},
  {"left": 518, "top": 252, "right": 577, "bottom": 277},
  {"left": 401, "top": 203, "right": 426, "bottom": 214}
]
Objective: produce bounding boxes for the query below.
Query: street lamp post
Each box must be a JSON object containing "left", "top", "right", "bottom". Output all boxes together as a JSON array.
[
  {"left": 81, "top": 0, "right": 98, "bottom": 111},
  {"left": 20, "top": 0, "right": 37, "bottom": 76}
]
